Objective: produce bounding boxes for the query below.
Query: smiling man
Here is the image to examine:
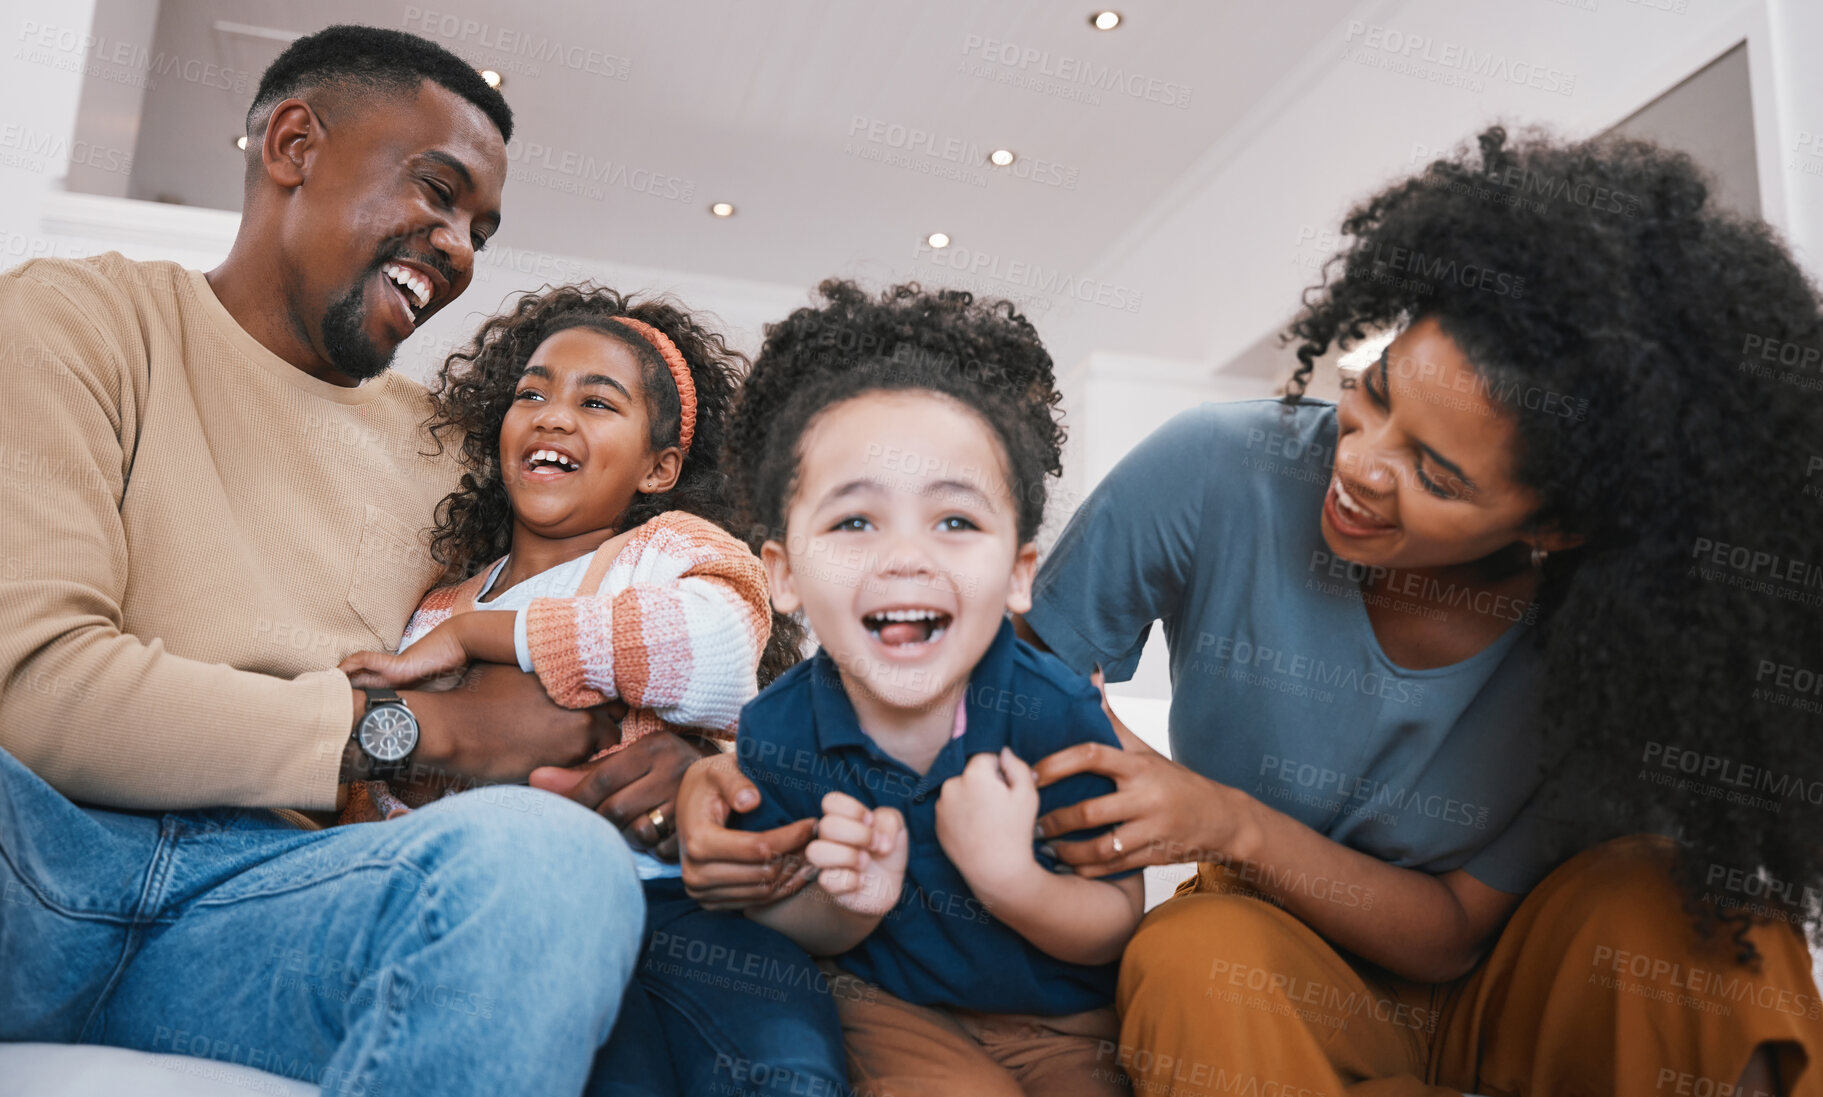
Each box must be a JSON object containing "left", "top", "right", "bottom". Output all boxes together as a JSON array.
[{"left": 0, "top": 26, "right": 642, "bottom": 1097}]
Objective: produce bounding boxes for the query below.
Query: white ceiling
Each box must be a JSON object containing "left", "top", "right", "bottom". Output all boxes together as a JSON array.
[{"left": 115, "top": 0, "right": 1361, "bottom": 289}]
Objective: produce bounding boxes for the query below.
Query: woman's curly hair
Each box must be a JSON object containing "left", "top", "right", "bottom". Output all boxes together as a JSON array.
[
  {"left": 727, "top": 279, "right": 1066, "bottom": 554},
  {"left": 423, "top": 283, "right": 799, "bottom": 685},
  {"left": 1286, "top": 125, "right": 1823, "bottom": 960}
]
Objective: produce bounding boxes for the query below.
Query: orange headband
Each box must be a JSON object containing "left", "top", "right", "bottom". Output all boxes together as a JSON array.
[{"left": 609, "top": 316, "right": 698, "bottom": 454}]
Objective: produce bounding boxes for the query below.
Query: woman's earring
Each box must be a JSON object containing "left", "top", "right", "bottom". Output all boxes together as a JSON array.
[{"left": 1530, "top": 544, "right": 1548, "bottom": 569}]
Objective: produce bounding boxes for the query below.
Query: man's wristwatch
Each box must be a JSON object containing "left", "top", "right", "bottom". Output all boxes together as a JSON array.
[{"left": 352, "top": 688, "right": 420, "bottom": 781}]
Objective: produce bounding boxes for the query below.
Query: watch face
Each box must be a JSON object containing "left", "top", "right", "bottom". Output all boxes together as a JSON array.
[{"left": 359, "top": 705, "right": 419, "bottom": 763}]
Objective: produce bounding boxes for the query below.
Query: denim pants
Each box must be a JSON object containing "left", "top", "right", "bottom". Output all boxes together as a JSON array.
[
  {"left": 0, "top": 746, "right": 644, "bottom": 1097},
  {"left": 590, "top": 877, "right": 849, "bottom": 1097}
]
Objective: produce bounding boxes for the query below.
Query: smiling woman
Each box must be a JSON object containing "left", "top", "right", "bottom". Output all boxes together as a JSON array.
[{"left": 1015, "top": 125, "right": 1823, "bottom": 1094}]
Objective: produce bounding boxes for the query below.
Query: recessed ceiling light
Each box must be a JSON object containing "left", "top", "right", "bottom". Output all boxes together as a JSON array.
[
  {"left": 710, "top": 202, "right": 736, "bottom": 218},
  {"left": 927, "top": 232, "right": 951, "bottom": 249},
  {"left": 1090, "top": 10, "right": 1122, "bottom": 30},
  {"left": 989, "top": 149, "right": 1016, "bottom": 167},
  {"left": 479, "top": 69, "right": 503, "bottom": 88},
  {"left": 234, "top": 134, "right": 248, "bottom": 150}
]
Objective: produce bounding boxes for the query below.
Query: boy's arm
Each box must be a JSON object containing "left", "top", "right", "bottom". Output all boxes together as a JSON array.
[
  {"left": 745, "top": 883, "right": 886, "bottom": 957},
  {"left": 966, "top": 866, "right": 1144, "bottom": 967},
  {"left": 937, "top": 748, "right": 1144, "bottom": 966},
  {"left": 746, "top": 793, "right": 909, "bottom": 957}
]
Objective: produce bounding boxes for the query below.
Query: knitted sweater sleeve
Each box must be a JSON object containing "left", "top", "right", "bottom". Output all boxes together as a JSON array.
[{"left": 521, "top": 513, "right": 770, "bottom": 732}]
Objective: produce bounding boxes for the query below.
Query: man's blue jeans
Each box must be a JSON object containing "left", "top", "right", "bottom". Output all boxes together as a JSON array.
[{"left": 0, "top": 747, "right": 644, "bottom": 1096}]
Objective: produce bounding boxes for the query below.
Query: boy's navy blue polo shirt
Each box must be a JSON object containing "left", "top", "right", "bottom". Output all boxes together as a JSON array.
[{"left": 733, "top": 618, "right": 1136, "bottom": 1015}]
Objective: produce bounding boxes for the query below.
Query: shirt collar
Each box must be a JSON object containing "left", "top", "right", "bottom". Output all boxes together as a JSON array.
[{"left": 807, "top": 617, "right": 1021, "bottom": 765}]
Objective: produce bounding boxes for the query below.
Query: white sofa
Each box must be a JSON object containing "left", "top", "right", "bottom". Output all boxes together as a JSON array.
[{"left": 0, "top": 1042, "right": 317, "bottom": 1096}]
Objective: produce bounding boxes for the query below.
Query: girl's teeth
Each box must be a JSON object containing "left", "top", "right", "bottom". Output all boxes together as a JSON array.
[{"left": 529, "top": 449, "right": 577, "bottom": 471}]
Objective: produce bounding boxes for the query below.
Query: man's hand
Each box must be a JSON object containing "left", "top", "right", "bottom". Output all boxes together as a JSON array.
[
  {"left": 527, "top": 731, "right": 704, "bottom": 859},
  {"left": 806, "top": 792, "right": 907, "bottom": 917},
  {"left": 676, "top": 753, "right": 818, "bottom": 910},
  {"left": 391, "top": 662, "right": 623, "bottom": 785},
  {"left": 937, "top": 748, "right": 1041, "bottom": 885}
]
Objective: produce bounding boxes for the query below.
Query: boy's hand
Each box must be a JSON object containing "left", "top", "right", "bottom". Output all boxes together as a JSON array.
[
  {"left": 937, "top": 748, "right": 1041, "bottom": 883},
  {"left": 339, "top": 620, "right": 468, "bottom": 689},
  {"left": 805, "top": 791, "right": 906, "bottom": 917}
]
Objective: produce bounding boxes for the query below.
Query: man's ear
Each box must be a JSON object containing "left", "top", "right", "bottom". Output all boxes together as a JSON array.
[
  {"left": 259, "top": 98, "right": 318, "bottom": 190},
  {"left": 1003, "top": 541, "right": 1040, "bottom": 615},
  {"left": 760, "top": 538, "right": 799, "bottom": 614},
  {"left": 640, "top": 448, "right": 684, "bottom": 495}
]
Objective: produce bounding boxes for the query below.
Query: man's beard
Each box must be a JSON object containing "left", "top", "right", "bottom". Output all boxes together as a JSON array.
[{"left": 321, "top": 271, "right": 397, "bottom": 383}]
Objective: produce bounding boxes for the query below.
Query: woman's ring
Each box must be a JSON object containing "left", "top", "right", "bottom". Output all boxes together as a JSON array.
[
  {"left": 648, "top": 806, "right": 670, "bottom": 836},
  {"left": 1111, "top": 832, "right": 1125, "bottom": 855}
]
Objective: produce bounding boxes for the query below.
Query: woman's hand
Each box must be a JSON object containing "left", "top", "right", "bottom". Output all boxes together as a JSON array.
[
  {"left": 1034, "top": 671, "right": 1252, "bottom": 878},
  {"left": 675, "top": 753, "right": 818, "bottom": 910},
  {"left": 528, "top": 726, "right": 696, "bottom": 859}
]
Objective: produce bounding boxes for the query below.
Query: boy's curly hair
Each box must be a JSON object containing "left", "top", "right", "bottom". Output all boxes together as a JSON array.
[
  {"left": 1286, "top": 125, "right": 1823, "bottom": 962},
  {"left": 728, "top": 279, "right": 1066, "bottom": 550},
  {"left": 423, "top": 283, "right": 800, "bottom": 685}
]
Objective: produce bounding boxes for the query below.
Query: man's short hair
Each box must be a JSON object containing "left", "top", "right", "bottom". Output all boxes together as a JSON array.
[{"left": 247, "top": 24, "right": 513, "bottom": 143}]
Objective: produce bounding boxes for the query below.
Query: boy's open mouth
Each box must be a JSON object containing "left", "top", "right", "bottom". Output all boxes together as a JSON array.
[{"left": 862, "top": 608, "right": 952, "bottom": 648}]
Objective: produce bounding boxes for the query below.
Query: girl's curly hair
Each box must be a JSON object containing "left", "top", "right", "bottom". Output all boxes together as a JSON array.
[
  {"left": 727, "top": 279, "right": 1066, "bottom": 551},
  {"left": 1286, "top": 125, "right": 1823, "bottom": 961},
  {"left": 423, "top": 283, "right": 800, "bottom": 685}
]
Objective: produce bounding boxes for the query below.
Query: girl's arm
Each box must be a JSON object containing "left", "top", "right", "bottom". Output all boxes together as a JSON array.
[
  {"left": 523, "top": 517, "right": 770, "bottom": 725},
  {"left": 936, "top": 749, "right": 1144, "bottom": 967},
  {"left": 1033, "top": 682, "right": 1522, "bottom": 984},
  {"left": 339, "top": 610, "right": 519, "bottom": 689}
]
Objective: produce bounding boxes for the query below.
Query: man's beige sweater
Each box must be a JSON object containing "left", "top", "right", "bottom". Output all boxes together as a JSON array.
[{"left": 0, "top": 253, "right": 459, "bottom": 811}]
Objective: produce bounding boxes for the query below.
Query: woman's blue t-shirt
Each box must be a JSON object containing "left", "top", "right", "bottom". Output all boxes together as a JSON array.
[{"left": 1023, "top": 399, "right": 1568, "bottom": 894}]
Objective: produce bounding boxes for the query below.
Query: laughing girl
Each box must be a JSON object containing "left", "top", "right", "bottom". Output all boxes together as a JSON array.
[{"left": 337, "top": 285, "right": 783, "bottom": 845}]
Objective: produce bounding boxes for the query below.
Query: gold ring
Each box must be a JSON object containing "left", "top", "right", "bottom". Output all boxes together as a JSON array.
[{"left": 648, "top": 806, "right": 669, "bottom": 835}]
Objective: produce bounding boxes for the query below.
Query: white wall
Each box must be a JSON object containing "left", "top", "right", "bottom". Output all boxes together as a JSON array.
[{"left": 1767, "top": 0, "right": 1823, "bottom": 272}]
